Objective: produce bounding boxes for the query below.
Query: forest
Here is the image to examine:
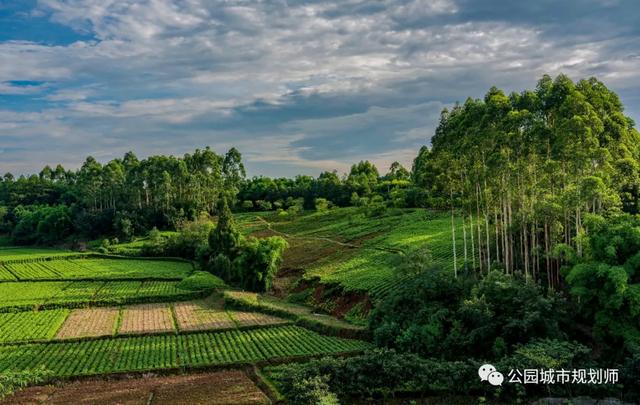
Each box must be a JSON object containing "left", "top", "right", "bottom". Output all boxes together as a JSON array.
[{"left": 1, "top": 74, "right": 640, "bottom": 403}]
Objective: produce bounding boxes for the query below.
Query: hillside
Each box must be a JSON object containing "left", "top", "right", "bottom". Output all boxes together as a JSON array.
[{"left": 237, "top": 207, "right": 470, "bottom": 318}]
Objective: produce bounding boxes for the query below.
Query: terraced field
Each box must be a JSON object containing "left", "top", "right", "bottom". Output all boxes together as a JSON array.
[
  {"left": 0, "top": 280, "right": 203, "bottom": 310},
  {"left": 1, "top": 257, "right": 192, "bottom": 281},
  {"left": 0, "top": 325, "right": 370, "bottom": 378},
  {"left": 0, "top": 247, "right": 370, "bottom": 393},
  {"left": 0, "top": 248, "right": 79, "bottom": 262},
  {"left": 238, "top": 208, "right": 470, "bottom": 300},
  {"left": 0, "top": 309, "right": 69, "bottom": 343}
]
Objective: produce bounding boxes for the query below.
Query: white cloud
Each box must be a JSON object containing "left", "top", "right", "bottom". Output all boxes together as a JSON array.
[{"left": 0, "top": 0, "right": 636, "bottom": 175}]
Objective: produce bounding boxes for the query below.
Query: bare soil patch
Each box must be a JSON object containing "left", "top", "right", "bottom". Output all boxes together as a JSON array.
[
  {"left": 3, "top": 370, "right": 270, "bottom": 405},
  {"left": 56, "top": 307, "right": 118, "bottom": 339},
  {"left": 174, "top": 300, "right": 235, "bottom": 331},
  {"left": 119, "top": 304, "right": 174, "bottom": 335}
]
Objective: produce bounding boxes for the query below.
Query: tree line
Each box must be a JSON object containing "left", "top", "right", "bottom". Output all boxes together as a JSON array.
[{"left": 414, "top": 74, "right": 640, "bottom": 288}]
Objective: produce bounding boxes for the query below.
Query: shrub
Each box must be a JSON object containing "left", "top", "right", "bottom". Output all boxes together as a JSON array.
[
  {"left": 232, "top": 236, "right": 288, "bottom": 292},
  {"left": 257, "top": 200, "right": 273, "bottom": 211},
  {"left": 176, "top": 271, "right": 226, "bottom": 291},
  {"left": 314, "top": 198, "right": 330, "bottom": 212},
  {"left": 369, "top": 269, "right": 565, "bottom": 360},
  {"left": 209, "top": 253, "right": 232, "bottom": 280},
  {"left": 269, "top": 349, "right": 477, "bottom": 401},
  {"left": 242, "top": 200, "right": 254, "bottom": 210}
]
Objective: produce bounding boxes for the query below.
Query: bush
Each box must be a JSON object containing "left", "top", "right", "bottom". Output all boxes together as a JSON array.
[
  {"left": 231, "top": 236, "right": 288, "bottom": 292},
  {"left": 257, "top": 200, "right": 273, "bottom": 211},
  {"left": 314, "top": 198, "right": 330, "bottom": 212},
  {"left": 209, "top": 253, "right": 232, "bottom": 280},
  {"left": 369, "top": 268, "right": 565, "bottom": 360},
  {"left": 241, "top": 200, "right": 254, "bottom": 210},
  {"left": 176, "top": 271, "right": 226, "bottom": 291},
  {"left": 268, "top": 349, "right": 477, "bottom": 401},
  {"left": 289, "top": 375, "right": 338, "bottom": 405}
]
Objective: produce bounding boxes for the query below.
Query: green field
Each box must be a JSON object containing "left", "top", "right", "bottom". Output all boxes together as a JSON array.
[
  {"left": 0, "top": 325, "right": 370, "bottom": 378},
  {"left": 238, "top": 208, "right": 470, "bottom": 300},
  {"left": 0, "top": 280, "right": 203, "bottom": 310},
  {"left": 2, "top": 258, "right": 192, "bottom": 281},
  {"left": 0, "top": 309, "right": 69, "bottom": 343},
  {"left": 0, "top": 248, "right": 79, "bottom": 262}
]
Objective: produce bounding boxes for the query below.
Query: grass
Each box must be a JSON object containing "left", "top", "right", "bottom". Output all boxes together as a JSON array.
[
  {"left": 237, "top": 208, "right": 470, "bottom": 301},
  {"left": 2, "top": 258, "right": 193, "bottom": 281},
  {"left": 224, "top": 290, "right": 368, "bottom": 339},
  {"left": 0, "top": 325, "right": 371, "bottom": 378}
]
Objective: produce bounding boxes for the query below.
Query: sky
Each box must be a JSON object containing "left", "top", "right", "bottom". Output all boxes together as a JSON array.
[{"left": 0, "top": 0, "right": 639, "bottom": 178}]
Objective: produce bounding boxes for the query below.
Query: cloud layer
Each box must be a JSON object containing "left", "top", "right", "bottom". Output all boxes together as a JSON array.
[{"left": 0, "top": 0, "right": 639, "bottom": 176}]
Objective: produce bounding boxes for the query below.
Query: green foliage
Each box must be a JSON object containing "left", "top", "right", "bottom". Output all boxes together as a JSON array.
[
  {"left": 2, "top": 257, "right": 192, "bottom": 281},
  {"left": 0, "top": 310, "right": 69, "bottom": 343},
  {"left": 176, "top": 271, "right": 226, "bottom": 291},
  {"left": 0, "top": 326, "right": 369, "bottom": 379},
  {"left": 209, "top": 198, "right": 242, "bottom": 259},
  {"left": 232, "top": 236, "right": 288, "bottom": 292},
  {"left": 565, "top": 214, "right": 640, "bottom": 353},
  {"left": 209, "top": 253, "right": 232, "bottom": 280},
  {"left": 314, "top": 198, "right": 330, "bottom": 212},
  {"left": 289, "top": 375, "right": 339, "bottom": 405},
  {"left": 369, "top": 269, "right": 565, "bottom": 360},
  {"left": 238, "top": 208, "right": 468, "bottom": 301},
  {"left": 241, "top": 200, "right": 254, "bottom": 210},
  {"left": 0, "top": 368, "right": 50, "bottom": 400},
  {"left": 266, "top": 349, "right": 477, "bottom": 401},
  {"left": 11, "top": 205, "right": 73, "bottom": 245},
  {"left": 0, "top": 280, "right": 203, "bottom": 311}
]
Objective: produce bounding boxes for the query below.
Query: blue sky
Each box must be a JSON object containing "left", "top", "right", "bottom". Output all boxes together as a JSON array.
[{"left": 0, "top": 0, "right": 639, "bottom": 177}]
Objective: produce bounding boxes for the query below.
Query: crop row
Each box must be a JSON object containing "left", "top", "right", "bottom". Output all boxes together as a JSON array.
[
  {"left": 0, "top": 302, "right": 291, "bottom": 343},
  {"left": 0, "top": 281, "right": 204, "bottom": 312},
  {"left": 1, "top": 258, "right": 192, "bottom": 281},
  {"left": 0, "top": 309, "right": 69, "bottom": 343},
  {"left": 0, "top": 325, "right": 371, "bottom": 378}
]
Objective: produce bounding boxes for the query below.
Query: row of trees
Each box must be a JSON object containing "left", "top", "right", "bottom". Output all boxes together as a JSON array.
[
  {"left": 417, "top": 74, "right": 640, "bottom": 287},
  {"left": 237, "top": 160, "right": 411, "bottom": 210},
  {"left": 0, "top": 147, "right": 246, "bottom": 241}
]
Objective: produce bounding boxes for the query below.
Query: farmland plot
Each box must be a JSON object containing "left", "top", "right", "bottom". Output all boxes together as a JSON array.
[
  {"left": 0, "top": 325, "right": 371, "bottom": 378},
  {"left": 56, "top": 307, "right": 119, "bottom": 339},
  {"left": 119, "top": 304, "right": 175, "bottom": 335},
  {"left": 0, "top": 309, "right": 68, "bottom": 343},
  {"left": 0, "top": 248, "right": 77, "bottom": 262},
  {"left": 228, "top": 311, "right": 288, "bottom": 327},
  {"left": 174, "top": 301, "right": 235, "bottom": 331},
  {"left": 3, "top": 258, "right": 192, "bottom": 281},
  {"left": 0, "top": 282, "right": 69, "bottom": 308}
]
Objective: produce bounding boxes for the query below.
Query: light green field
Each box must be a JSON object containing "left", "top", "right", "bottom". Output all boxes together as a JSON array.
[
  {"left": 237, "top": 208, "right": 471, "bottom": 300},
  {"left": 2, "top": 258, "right": 193, "bottom": 281},
  {"left": 0, "top": 280, "right": 203, "bottom": 310},
  {"left": 0, "top": 309, "right": 69, "bottom": 343},
  {"left": 0, "top": 248, "right": 79, "bottom": 261}
]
